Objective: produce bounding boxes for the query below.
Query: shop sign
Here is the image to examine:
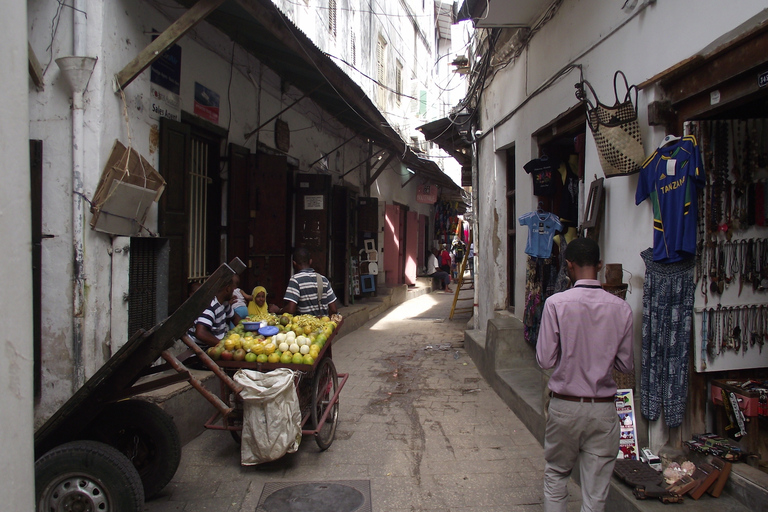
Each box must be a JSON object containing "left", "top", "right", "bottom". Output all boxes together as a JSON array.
[
  {"left": 759, "top": 70, "right": 768, "bottom": 88},
  {"left": 461, "top": 165, "right": 472, "bottom": 187},
  {"left": 149, "top": 38, "right": 181, "bottom": 122},
  {"left": 194, "top": 82, "right": 220, "bottom": 124},
  {"left": 416, "top": 184, "right": 438, "bottom": 204}
]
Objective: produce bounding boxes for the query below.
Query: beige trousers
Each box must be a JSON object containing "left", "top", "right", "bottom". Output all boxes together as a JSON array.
[{"left": 542, "top": 397, "right": 620, "bottom": 512}]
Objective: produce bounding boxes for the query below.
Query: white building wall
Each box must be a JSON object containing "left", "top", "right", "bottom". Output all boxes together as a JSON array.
[
  {"left": 1, "top": 1, "right": 35, "bottom": 507},
  {"left": 475, "top": 0, "right": 768, "bottom": 331},
  {"left": 27, "top": 0, "right": 374, "bottom": 424}
]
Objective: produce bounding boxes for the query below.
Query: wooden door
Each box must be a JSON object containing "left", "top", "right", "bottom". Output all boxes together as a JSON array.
[
  {"left": 405, "top": 211, "right": 418, "bottom": 285},
  {"left": 158, "top": 118, "right": 191, "bottom": 313},
  {"left": 418, "top": 214, "right": 427, "bottom": 274},
  {"left": 384, "top": 203, "right": 402, "bottom": 287},
  {"left": 250, "top": 153, "right": 290, "bottom": 305},
  {"left": 228, "top": 144, "right": 251, "bottom": 290},
  {"left": 331, "top": 185, "right": 356, "bottom": 305},
  {"left": 294, "top": 173, "right": 331, "bottom": 275}
]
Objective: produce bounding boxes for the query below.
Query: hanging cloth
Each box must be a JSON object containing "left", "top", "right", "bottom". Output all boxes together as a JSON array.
[{"left": 640, "top": 248, "right": 695, "bottom": 428}]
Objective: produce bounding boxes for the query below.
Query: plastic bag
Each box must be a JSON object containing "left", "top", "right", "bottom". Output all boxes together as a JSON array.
[{"left": 233, "top": 368, "right": 301, "bottom": 465}]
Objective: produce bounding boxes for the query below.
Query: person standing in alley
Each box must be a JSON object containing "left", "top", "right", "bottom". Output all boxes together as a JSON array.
[
  {"left": 280, "top": 247, "right": 338, "bottom": 316},
  {"left": 536, "top": 237, "right": 634, "bottom": 512}
]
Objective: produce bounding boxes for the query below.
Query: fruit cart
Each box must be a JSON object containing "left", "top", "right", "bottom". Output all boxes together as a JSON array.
[
  {"left": 33, "top": 259, "right": 247, "bottom": 511},
  {"left": 195, "top": 318, "right": 348, "bottom": 451}
]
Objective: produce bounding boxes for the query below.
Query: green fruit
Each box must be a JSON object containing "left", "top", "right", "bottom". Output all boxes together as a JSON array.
[
  {"left": 244, "top": 352, "right": 258, "bottom": 363},
  {"left": 292, "top": 353, "right": 304, "bottom": 364},
  {"left": 280, "top": 352, "right": 293, "bottom": 364},
  {"left": 302, "top": 355, "right": 314, "bottom": 365},
  {"left": 256, "top": 354, "right": 269, "bottom": 363}
]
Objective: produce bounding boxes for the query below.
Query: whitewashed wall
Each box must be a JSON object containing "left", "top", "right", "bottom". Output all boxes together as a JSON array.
[
  {"left": 27, "top": 0, "right": 375, "bottom": 424},
  {"left": 475, "top": 0, "right": 768, "bottom": 335},
  {"left": 1, "top": 1, "right": 34, "bottom": 507}
]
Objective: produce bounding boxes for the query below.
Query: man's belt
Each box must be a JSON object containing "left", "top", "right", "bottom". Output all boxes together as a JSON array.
[{"left": 550, "top": 392, "right": 614, "bottom": 403}]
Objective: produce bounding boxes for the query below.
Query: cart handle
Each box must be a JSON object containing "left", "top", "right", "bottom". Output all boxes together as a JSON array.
[{"left": 179, "top": 335, "right": 245, "bottom": 395}]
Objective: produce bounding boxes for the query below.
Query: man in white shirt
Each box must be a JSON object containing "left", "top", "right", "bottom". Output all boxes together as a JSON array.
[{"left": 427, "top": 248, "right": 452, "bottom": 293}]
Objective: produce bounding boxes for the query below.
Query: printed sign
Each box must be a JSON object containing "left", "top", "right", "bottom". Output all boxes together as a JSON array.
[
  {"left": 149, "top": 37, "right": 182, "bottom": 121},
  {"left": 150, "top": 37, "right": 181, "bottom": 95},
  {"left": 304, "top": 195, "right": 324, "bottom": 210},
  {"left": 759, "top": 70, "right": 768, "bottom": 88},
  {"left": 416, "top": 183, "right": 438, "bottom": 204},
  {"left": 194, "top": 82, "right": 220, "bottom": 124},
  {"left": 615, "top": 389, "right": 639, "bottom": 460},
  {"left": 149, "top": 84, "right": 180, "bottom": 121}
]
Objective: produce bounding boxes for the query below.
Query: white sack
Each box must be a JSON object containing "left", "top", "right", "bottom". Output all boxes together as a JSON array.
[{"left": 233, "top": 368, "right": 301, "bottom": 465}]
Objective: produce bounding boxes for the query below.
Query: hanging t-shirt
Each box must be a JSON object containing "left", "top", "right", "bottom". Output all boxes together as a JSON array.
[
  {"left": 524, "top": 156, "right": 561, "bottom": 196},
  {"left": 519, "top": 211, "right": 563, "bottom": 259},
  {"left": 635, "top": 135, "right": 705, "bottom": 263}
]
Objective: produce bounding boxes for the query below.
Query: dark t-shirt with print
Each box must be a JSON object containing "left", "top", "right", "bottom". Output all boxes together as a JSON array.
[{"left": 524, "top": 157, "right": 561, "bottom": 196}]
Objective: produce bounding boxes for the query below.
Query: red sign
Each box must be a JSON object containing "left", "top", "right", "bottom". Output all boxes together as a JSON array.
[{"left": 416, "top": 184, "right": 438, "bottom": 204}]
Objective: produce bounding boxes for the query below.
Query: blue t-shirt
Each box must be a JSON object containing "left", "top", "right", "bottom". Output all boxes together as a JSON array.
[
  {"left": 635, "top": 135, "right": 705, "bottom": 263},
  {"left": 519, "top": 211, "right": 563, "bottom": 258}
]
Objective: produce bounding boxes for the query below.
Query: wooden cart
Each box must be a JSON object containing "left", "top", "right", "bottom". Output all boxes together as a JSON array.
[
  {"left": 202, "top": 320, "right": 348, "bottom": 451},
  {"left": 33, "top": 259, "right": 249, "bottom": 511}
]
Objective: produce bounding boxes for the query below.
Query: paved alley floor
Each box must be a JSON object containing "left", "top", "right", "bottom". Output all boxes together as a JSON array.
[{"left": 144, "top": 288, "right": 581, "bottom": 512}]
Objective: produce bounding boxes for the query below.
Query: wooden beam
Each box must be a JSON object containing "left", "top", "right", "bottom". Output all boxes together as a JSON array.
[
  {"left": 366, "top": 152, "right": 396, "bottom": 188},
  {"left": 114, "top": 0, "right": 226, "bottom": 91},
  {"left": 28, "top": 42, "right": 44, "bottom": 90}
]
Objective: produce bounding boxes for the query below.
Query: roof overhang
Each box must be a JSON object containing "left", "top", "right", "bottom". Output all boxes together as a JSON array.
[
  {"left": 117, "top": 0, "right": 464, "bottom": 200},
  {"left": 417, "top": 113, "right": 473, "bottom": 168},
  {"left": 457, "top": 0, "right": 548, "bottom": 28}
]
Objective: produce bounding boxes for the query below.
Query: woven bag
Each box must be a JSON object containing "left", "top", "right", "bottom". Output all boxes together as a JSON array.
[{"left": 582, "top": 71, "right": 645, "bottom": 178}]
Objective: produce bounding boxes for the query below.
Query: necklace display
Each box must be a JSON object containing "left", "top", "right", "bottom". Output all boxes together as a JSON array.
[{"left": 693, "top": 119, "right": 768, "bottom": 367}]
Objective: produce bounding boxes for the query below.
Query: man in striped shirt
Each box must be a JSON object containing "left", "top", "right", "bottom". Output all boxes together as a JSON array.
[
  {"left": 188, "top": 274, "right": 242, "bottom": 348},
  {"left": 280, "top": 247, "right": 338, "bottom": 317}
]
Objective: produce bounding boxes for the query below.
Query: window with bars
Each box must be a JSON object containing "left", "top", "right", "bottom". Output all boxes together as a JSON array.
[
  {"left": 188, "top": 137, "right": 210, "bottom": 282},
  {"left": 395, "top": 61, "right": 403, "bottom": 105},
  {"left": 376, "top": 36, "right": 387, "bottom": 85},
  {"left": 329, "top": 0, "right": 337, "bottom": 37}
]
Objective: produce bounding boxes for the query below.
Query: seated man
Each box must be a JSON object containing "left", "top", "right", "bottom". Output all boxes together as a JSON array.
[
  {"left": 187, "top": 274, "right": 242, "bottom": 349},
  {"left": 427, "top": 248, "right": 452, "bottom": 293},
  {"left": 280, "top": 247, "right": 338, "bottom": 317}
]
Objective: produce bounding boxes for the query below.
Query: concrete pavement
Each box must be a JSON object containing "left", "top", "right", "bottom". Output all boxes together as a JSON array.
[{"left": 143, "top": 287, "right": 581, "bottom": 511}]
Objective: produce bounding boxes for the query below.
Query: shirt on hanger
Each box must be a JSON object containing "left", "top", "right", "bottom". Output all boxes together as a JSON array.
[
  {"left": 636, "top": 135, "right": 705, "bottom": 263},
  {"left": 519, "top": 210, "right": 563, "bottom": 259},
  {"left": 524, "top": 156, "right": 561, "bottom": 196}
]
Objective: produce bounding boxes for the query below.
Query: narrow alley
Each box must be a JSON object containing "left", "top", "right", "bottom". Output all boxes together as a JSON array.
[{"left": 143, "top": 288, "right": 577, "bottom": 512}]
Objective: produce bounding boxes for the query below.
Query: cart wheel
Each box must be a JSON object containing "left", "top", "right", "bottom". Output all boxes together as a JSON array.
[
  {"left": 83, "top": 399, "right": 181, "bottom": 499},
  {"left": 311, "top": 357, "right": 339, "bottom": 450},
  {"left": 35, "top": 440, "right": 144, "bottom": 512}
]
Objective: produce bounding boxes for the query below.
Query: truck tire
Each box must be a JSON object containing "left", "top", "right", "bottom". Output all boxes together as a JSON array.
[
  {"left": 84, "top": 399, "right": 181, "bottom": 499},
  {"left": 35, "top": 440, "right": 144, "bottom": 512}
]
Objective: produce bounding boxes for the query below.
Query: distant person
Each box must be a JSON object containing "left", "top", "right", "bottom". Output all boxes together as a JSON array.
[
  {"left": 427, "top": 248, "right": 452, "bottom": 293},
  {"left": 468, "top": 242, "right": 475, "bottom": 287},
  {"left": 229, "top": 274, "right": 252, "bottom": 319},
  {"left": 280, "top": 247, "right": 338, "bottom": 316},
  {"left": 536, "top": 237, "right": 634, "bottom": 512},
  {"left": 439, "top": 243, "right": 451, "bottom": 274},
  {"left": 248, "top": 285, "right": 280, "bottom": 319},
  {"left": 187, "top": 274, "right": 242, "bottom": 349}
]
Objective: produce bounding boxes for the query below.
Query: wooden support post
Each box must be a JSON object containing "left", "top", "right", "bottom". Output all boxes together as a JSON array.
[{"left": 114, "top": 0, "right": 226, "bottom": 91}]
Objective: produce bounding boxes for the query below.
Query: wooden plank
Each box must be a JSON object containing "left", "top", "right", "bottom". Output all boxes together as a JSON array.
[
  {"left": 28, "top": 42, "right": 44, "bottom": 90},
  {"left": 366, "top": 152, "right": 396, "bottom": 188},
  {"left": 34, "top": 258, "right": 244, "bottom": 457},
  {"left": 114, "top": 0, "right": 226, "bottom": 90}
]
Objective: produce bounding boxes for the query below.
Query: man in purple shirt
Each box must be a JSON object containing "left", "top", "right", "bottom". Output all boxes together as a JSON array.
[{"left": 536, "top": 237, "right": 634, "bottom": 512}]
